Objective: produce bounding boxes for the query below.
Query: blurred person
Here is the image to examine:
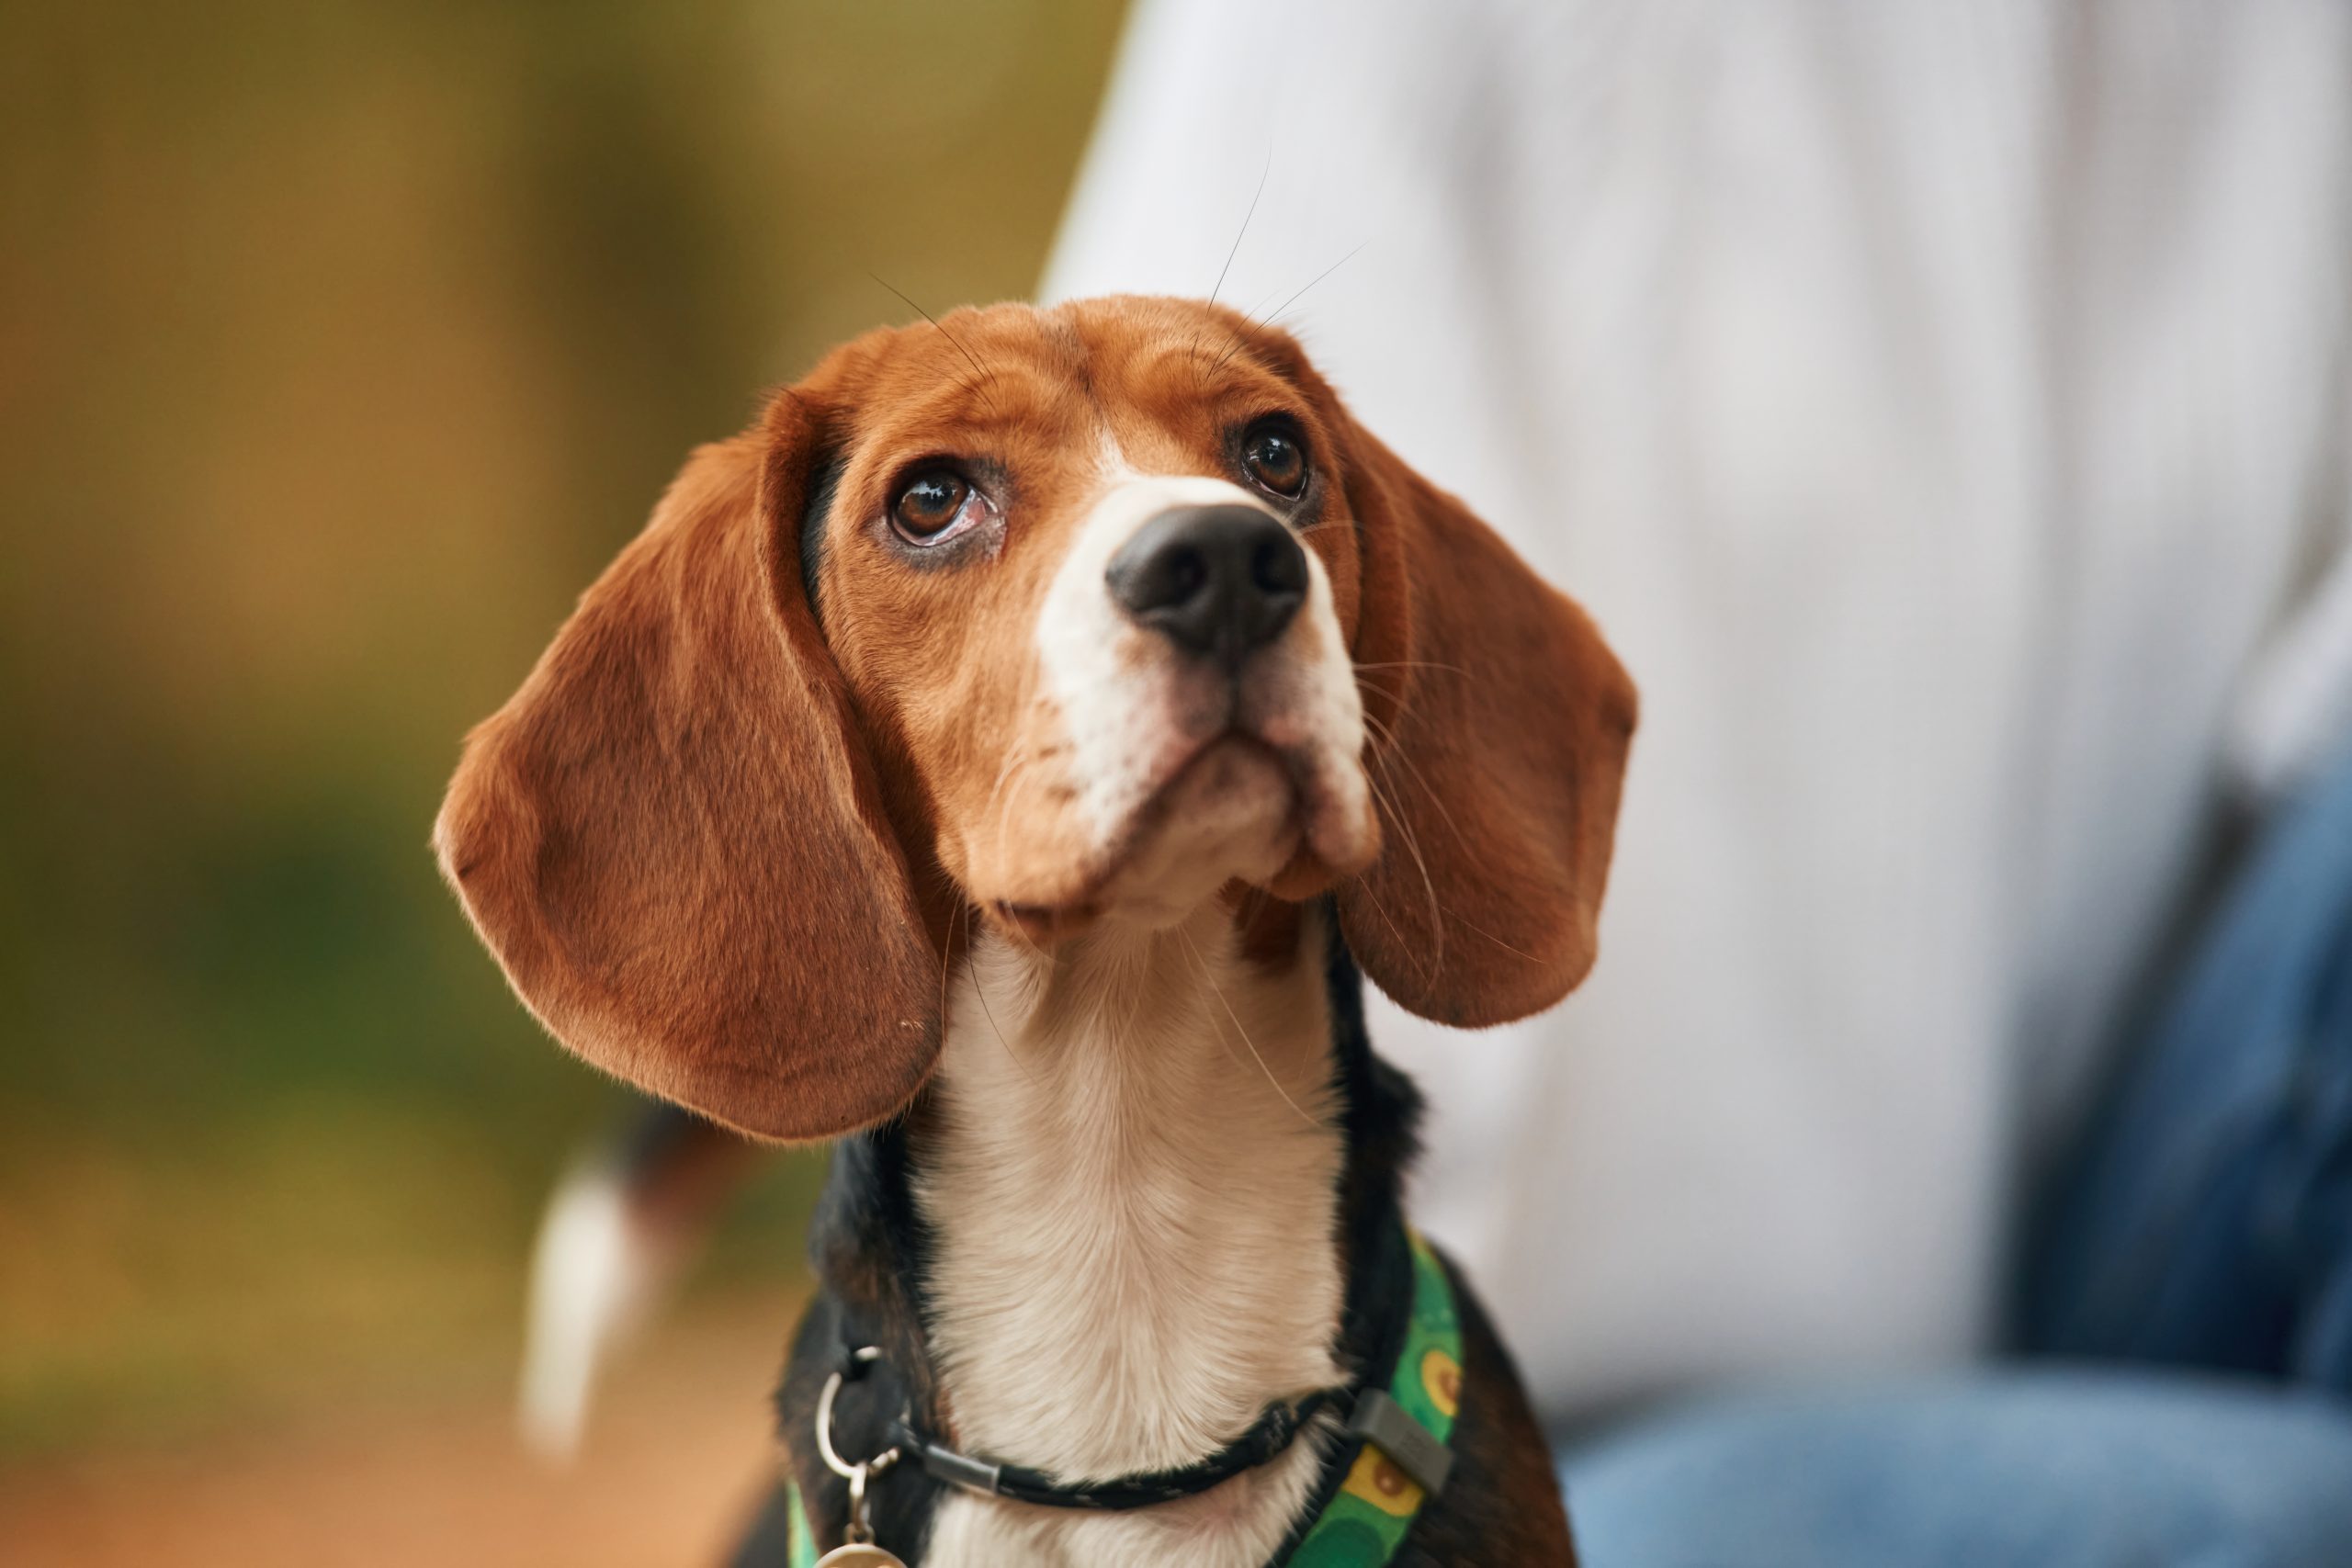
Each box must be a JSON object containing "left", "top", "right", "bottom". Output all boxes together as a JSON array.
[{"left": 1039, "top": 0, "right": 2352, "bottom": 1562}]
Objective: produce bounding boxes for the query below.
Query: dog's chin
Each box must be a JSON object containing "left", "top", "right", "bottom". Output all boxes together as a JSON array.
[
  {"left": 987, "top": 737, "right": 1350, "bottom": 945},
  {"left": 1101, "top": 738, "right": 1305, "bottom": 928}
]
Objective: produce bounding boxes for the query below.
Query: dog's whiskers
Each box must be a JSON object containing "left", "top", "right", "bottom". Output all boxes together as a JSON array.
[
  {"left": 982, "top": 732, "right": 1048, "bottom": 868},
  {"left": 870, "top": 273, "right": 1002, "bottom": 417},
  {"left": 1356, "top": 761, "right": 1446, "bottom": 985},
  {"left": 939, "top": 886, "right": 962, "bottom": 1032},
  {"left": 1360, "top": 705, "right": 1472, "bottom": 857},
  {"left": 1209, "top": 152, "right": 1272, "bottom": 312},
  {"left": 1188, "top": 151, "right": 1276, "bottom": 374},
  {"left": 1178, "top": 927, "right": 1325, "bottom": 1132},
  {"left": 967, "top": 908, "right": 1046, "bottom": 1089},
  {"left": 1359, "top": 698, "right": 1544, "bottom": 980},
  {"left": 1341, "top": 862, "right": 1418, "bottom": 977},
  {"left": 1447, "top": 909, "right": 1546, "bottom": 965},
  {"left": 1211, "top": 240, "right": 1370, "bottom": 373}
]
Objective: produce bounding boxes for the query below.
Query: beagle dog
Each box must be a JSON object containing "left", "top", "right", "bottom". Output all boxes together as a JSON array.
[{"left": 436, "top": 296, "right": 1634, "bottom": 1567}]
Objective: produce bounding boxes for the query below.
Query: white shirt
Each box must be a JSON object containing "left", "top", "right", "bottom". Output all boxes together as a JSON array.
[{"left": 1044, "top": 0, "right": 2352, "bottom": 1416}]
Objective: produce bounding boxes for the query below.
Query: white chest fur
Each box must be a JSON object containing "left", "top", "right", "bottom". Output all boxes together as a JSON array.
[{"left": 910, "top": 908, "right": 1348, "bottom": 1568}]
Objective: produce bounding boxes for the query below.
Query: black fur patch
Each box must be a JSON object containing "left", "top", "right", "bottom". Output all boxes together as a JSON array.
[
  {"left": 798, "top": 449, "right": 844, "bottom": 625},
  {"left": 764, "top": 1114, "right": 944, "bottom": 1563}
]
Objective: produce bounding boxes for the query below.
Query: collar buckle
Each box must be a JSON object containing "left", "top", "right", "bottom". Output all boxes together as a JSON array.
[{"left": 1343, "top": 1387, "right": 1453, "bottom": 1498}]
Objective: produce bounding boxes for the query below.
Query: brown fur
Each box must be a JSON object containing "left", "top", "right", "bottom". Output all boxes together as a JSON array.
[
  {"left": 433, "top": 412, "right": 936, "bottom": 1140},
  {"left": 435, "top": 293, "right": 1634, "bottom": 1123},
  {"left": 445, "top": 295, "right": 1634, "bottom": 1563}
]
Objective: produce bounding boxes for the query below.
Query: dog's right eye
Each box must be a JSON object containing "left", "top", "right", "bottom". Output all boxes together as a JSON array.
[
  {"left": 1240, "top": 422, "right": 1308, "bottom": 500},
  {"left": 892, "top": 469, "right": 974, "bottom": 542}
]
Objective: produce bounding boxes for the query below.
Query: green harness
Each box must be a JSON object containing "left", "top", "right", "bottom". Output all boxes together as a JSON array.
[{"left": 785, "top": 1227, "right": 1464, "bottom": 1568}]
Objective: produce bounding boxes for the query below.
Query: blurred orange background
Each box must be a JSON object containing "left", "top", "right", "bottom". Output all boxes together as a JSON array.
[{"left": 0, "top": 4, "right": 1126, "bottom": 1561}]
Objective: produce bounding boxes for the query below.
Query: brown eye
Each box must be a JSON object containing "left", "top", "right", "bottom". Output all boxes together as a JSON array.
[
  {"left": 1242, "top": 424, "right": 1307, "bottom": 499},
  {"left": 892, "top": 469, "right": 971, "bottom": 540}
]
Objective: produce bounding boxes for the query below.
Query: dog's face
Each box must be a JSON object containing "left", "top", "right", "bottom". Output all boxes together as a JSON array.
[
  {"left": 436, "top": 297, "right": 1634, "bottom": 1140},
  {"left": 800, "top": 299, "right": 1376, "bottom": 940}
]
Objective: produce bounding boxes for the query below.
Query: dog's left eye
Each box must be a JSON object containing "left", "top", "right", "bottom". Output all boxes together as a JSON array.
[
  {"left": 1241, "top": 424, "right": 1307, "bottom": 499},
  {"left": 892, "top": 469, "right": 976, "bottom": 543}
]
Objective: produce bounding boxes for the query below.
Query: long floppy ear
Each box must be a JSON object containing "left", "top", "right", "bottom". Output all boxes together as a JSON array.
[
  {"left": 434, "top": 400, "right": 939, "bottom": 1140},
  {"left": 1336, "top": 418, "right": 1637, "bottom": 1027}
]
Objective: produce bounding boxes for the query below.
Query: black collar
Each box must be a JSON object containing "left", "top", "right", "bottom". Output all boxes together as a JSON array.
[{"left": 828, "top": 1326, "right": 1347, "bottom": 1510}]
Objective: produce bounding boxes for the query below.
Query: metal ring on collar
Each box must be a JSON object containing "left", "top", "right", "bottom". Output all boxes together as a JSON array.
[{"left": 815, "top": 1347, "right": 903, "bottom": 1482}]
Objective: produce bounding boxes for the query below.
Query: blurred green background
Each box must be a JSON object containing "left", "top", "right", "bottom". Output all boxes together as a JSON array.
[{"left": 0, "top": 0, "right": 1125, "bottom": 1464}]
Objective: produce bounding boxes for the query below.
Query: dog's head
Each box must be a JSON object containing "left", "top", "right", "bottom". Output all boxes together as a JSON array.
[{"left": 435, "top": 297, "right": 1634, "bottom": 1140}]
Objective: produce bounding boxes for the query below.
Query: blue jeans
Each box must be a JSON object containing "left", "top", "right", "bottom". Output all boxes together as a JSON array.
[
  {"left": 1558, "top": 748, "right": 2352, "bottom": 1565},
  {"left": 1563, "top": 1373, "right": 2352, "bottom": 1567}
]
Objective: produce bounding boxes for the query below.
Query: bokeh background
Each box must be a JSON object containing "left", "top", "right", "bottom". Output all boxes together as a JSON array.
[{"left": 1, "top": 4, "right": 1127, "bottom": 1561}]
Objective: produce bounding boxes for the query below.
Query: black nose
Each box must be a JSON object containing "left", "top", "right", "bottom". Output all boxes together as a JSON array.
[{"left": 1105, "top": 504, "right": 1308, "bottom": 670}]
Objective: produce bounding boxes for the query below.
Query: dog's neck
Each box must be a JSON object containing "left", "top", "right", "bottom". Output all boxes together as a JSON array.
[
  {"left": 805, "top": 899, "right": 1424, "bottom": 1566},
  {"left": 920, "top": 902, "right": 1347, "bottom": 1479}
]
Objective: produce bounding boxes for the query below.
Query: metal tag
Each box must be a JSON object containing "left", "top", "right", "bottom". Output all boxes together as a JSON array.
[{"left": 814, "top": 1547, "right": 909, "bottom": 1568}]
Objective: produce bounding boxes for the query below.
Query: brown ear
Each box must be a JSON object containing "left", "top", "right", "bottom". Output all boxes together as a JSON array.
[
  {"left": 1335, "top": 419, "right": 1637, "bottom": 1027},
  {"left": 433, "top": 399, "right": 939, "bottom": 1141}
]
